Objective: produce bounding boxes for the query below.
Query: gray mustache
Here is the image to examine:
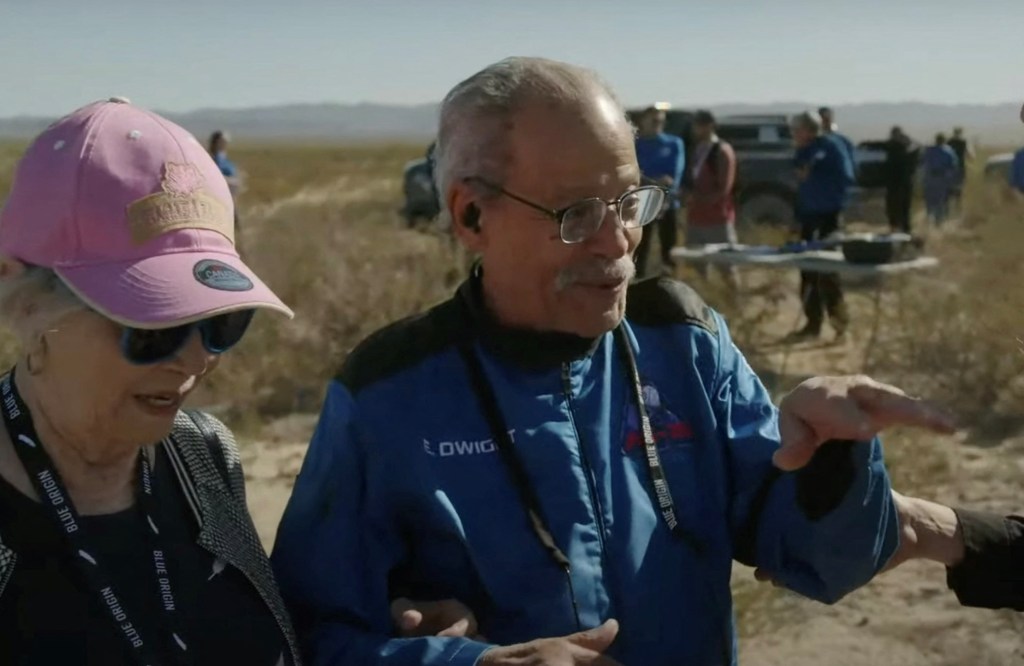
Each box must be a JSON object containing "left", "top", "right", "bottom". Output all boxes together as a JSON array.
[{"left": 555, "top": 258, "right": 636, "bottom": 291}]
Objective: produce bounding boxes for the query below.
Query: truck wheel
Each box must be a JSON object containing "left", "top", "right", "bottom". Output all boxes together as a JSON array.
[{"left": 739, "top": 194, "right": 794, "bottom": 227}]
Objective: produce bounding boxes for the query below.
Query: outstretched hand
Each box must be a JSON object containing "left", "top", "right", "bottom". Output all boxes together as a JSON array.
[{"left": 774, "top": 375, "right": 957, "bottom": 472}]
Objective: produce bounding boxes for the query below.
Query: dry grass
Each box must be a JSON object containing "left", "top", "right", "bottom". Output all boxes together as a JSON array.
[{"left": 192, "top": 143, "right": 466, "bottom": 431}]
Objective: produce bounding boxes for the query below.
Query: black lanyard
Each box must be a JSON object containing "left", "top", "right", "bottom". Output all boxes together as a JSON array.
[
  {"left": 0, "top": 370, "right": 191, "bottom": 666},
  {"left": 612, "top": 326, "right": 704, "bottom": 553},
  {"left": 456, "top": 325, "right": 705, "bottom": 574}
]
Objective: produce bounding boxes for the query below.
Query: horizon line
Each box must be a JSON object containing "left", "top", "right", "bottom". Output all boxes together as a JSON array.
[{"left": 1, "top": 98, "right": 1021, "bottom": 121}]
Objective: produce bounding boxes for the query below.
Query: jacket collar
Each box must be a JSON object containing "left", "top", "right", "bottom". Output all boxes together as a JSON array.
[
  {"left": 161, "top": 423, "right": 302, "bottom": 666},
  {"left": 457, "top": 267, "right": 602, "bottom": 370}
]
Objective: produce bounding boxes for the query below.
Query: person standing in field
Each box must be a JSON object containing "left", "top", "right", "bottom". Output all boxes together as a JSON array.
[
  {"left": 819, "top": 106, "right": 858, "bottom": 174},
  {"left": 947, "top": 127, "right": 972, "bottom": 212},
  {"left": 881, "top": 126, "right": 920, "bottom": 234},
  {"left": 208, "top": 130, "right": 246, "bottom": 254},
  {"left": 790, "top": 110, "right": 853, "bottom": 341},
  {"left": 684, "top": 110, "right": 738, "bottom": 291},
  {"left": 632, "top": 106, "right": 685, "bottom": 278},
  {"left": 921, "top": 133, "right": 959, "bottom": 226}
]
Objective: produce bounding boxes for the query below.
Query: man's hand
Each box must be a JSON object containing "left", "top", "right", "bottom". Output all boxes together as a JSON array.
[
  {"left": 657, "top": 174, "right": 674, "bottom": 187},
  {"left": 774, "top": 375, "right": 957, "bottom": 472},
  {"left": 478, "top": 619, "right": 623, "bottom": 665},
  {"left": 391, "top": 597, "right": 482, "bottom": 639}
]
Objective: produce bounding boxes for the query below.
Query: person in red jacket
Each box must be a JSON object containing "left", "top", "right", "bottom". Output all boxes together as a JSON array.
[{"left": 684, "top": 110, "right": 738, "bottom": 291}]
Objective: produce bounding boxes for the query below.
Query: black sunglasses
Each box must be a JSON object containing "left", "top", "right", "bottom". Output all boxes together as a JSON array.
[
  {"left": 119, "top": 309, "right": 255, "bottom": 365},
  {"left": 465, "top": 177, "right": 666, "bottom": 244}
]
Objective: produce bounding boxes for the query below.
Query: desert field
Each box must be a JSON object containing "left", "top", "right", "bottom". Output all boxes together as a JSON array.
[{"left": 1, "top": 140, "right": 1022, "bottom": 664}]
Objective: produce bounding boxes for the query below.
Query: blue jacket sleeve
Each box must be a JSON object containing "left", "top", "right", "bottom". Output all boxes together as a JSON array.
[
  {"left": 270, "top": 381, "right": 493, "bottom": 666},
  {"left": 712, "top": 317, "right": 899, "bottom": 604}
]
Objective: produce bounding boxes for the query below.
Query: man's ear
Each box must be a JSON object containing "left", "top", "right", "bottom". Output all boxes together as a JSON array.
[{"left": 449, "top": 181, "right": 486, "bottom": 254}]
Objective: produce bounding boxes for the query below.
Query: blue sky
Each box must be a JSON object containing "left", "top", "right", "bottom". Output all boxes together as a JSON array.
[{"left": 1, "top": 0, "right": 1022, "bottom": 117}]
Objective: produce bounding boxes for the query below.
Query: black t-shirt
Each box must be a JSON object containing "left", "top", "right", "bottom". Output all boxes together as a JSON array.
[
  {"left": 0, "top": 444, "right": 290, "bottom": 666},
  {"left": 947, "top": 137, "right": 968, "bottom": 168}
]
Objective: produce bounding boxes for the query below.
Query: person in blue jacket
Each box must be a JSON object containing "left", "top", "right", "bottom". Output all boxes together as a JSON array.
[
  {"left": 790, "top": 110, "right": 855, "bottom": 341},
  {"left": 1008, "top": 145, "right": 1024, "bottom": 196},
  {"left": 818, "top": 106, "right": 858, "bottom": 173},
  {"left": 271, "top": 57, "right": 911, "bottom": 666},
  {"left": 632, "top": 105, "right": 685, "bottom": 278},
  {"left": 208, "top": 130, "right": 246, "bottom": 253},
  {"left": 921, "top": 134, "right": 960, "bottom": 226}
]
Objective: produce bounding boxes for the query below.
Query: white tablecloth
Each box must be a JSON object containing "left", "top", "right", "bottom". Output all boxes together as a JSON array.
[{"left": 670, "top": 244, "right": 939, "bottom": 277}]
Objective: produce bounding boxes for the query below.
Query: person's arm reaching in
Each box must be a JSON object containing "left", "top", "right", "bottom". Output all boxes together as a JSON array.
[{"left": 888, "top": 493, "right": 1024, "bottom": 611}]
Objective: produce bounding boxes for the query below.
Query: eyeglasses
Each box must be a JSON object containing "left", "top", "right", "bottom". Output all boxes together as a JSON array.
[
  {"left": 465, "top": 177, "right": 666, "bottom": 244},
  {"left": 119, "top": 309, "right": 255, "bottom": 365}
]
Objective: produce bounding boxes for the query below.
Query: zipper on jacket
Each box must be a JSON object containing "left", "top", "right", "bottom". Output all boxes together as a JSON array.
[{"left": 560, "top": 363, "right": 610, "bottom": 556}]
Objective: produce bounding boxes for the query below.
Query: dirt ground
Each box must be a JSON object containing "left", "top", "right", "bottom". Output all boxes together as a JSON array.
[{"left": 239, "top": 253, "right": 1024, "bottom": 666}]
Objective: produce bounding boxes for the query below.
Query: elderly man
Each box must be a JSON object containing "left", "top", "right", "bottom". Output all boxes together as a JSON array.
[{"left": 272, "top": 58, "right": 934, "bottom": 665}]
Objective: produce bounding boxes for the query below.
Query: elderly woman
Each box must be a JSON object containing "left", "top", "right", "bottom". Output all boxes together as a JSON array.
[
  {"left": 0, "top": 97, "right": 300, "bottom": 664},
  {"left": 0, "top": 97, "right": 479, "bottom": 665}
]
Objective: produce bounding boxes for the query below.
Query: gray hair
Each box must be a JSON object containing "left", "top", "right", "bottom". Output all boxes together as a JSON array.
[
  {"left": 0, "top": 266, "right": 86, "bottom": 345},
  {"left": 432, "top": 56, "right": 628, "bottom": 222},
  {"left": 791, "top": 110, "right": 823, "bottom": 135}
]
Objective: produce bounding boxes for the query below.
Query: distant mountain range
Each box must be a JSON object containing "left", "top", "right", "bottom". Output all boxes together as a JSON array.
[{"left": 2, "top": 101, "right": 1021, "bottom": 147}]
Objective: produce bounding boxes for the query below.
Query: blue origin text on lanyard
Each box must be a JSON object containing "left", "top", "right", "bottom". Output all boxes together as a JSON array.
[{"left": 0, "top": 370, "right": 191, "bottom": 666}]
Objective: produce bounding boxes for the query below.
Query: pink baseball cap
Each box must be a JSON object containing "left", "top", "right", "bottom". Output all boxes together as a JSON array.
[{"left": 0, "top": 97, "right": 293, "bottom": 328}]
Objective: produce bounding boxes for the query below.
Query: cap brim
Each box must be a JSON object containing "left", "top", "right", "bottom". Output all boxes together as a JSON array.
[{"left": 56, "top": 252, "right": 294, "bottom": 328}]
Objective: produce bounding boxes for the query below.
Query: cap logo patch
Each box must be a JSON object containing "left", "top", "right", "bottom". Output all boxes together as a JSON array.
[
  {"left": 192, "top": 259, "right": 253, "bottom": 292},
  {"left": 126, "top": 162, "right": 234, "bottom": 246}
]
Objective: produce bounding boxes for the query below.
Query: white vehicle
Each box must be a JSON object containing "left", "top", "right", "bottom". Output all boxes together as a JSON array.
[{"left": 983, "top": 152, "right": 1014, "bottom": 182}]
